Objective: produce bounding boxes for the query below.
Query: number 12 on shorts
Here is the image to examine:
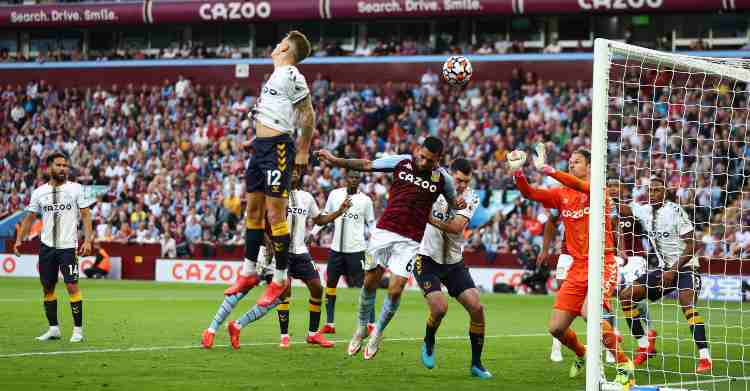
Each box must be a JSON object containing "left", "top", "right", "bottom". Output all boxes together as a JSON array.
[{"left": 267, "top": 170, "right": 282, "bottom": 186}]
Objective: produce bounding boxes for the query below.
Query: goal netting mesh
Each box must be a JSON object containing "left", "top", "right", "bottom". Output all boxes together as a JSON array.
[{"left": 590, "top": 39, "right": 750, "bottom": 391}]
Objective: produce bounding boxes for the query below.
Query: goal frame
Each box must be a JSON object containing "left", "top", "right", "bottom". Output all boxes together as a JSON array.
[{"left": 587, "top": 38, "right": 750, "bottom": 391}]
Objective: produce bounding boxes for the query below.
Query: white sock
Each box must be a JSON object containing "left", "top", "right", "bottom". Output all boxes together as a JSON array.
[
  {"left": 49, "top": 325, "right": 60, "bottom": 332},
  {"left": 327, "top": 323, "right": 335, "bottom": 327},
  {"left": 240, "top": 258, "right": 257, "bottom": 277},
  {"left": 73, "top": 326, "right": 82, "bottom": 335},
  {"left": 280, "top": 333, "right": 289, "bottom": 339},
  {"left": 638, "top": 336, "right": 649, "bottom": 348},
  {"left": 699, "top": 348, "right": 711, "bottom": 360},
  {"left": 308, "top": 331, "right": 317, "bottom": 337},
  {"left": 272, "top": 269, "right": 288, "bottom": 284},
  {"left": 207, "top": 327, "right": 216, "bottom": 334},
  {"left": 552, "top": 338, "right": 562, "bottom": 349}
]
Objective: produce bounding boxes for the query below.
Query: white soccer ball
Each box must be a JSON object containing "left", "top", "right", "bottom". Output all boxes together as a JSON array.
[{"left": 442, "top": 55, "right": 473, "bottom": 86}]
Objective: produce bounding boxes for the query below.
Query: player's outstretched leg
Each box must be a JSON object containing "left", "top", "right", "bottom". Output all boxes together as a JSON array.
[
  {"left": 550, "top": 338, "right": 563, "bottom": 362},
  {"left": 203, "top": 292, "right": 248, "bottom": 348},
  {"left": 37, "top": 287, "right": 61, "bottom": 341},
  {"left": 420, "top": 291, "right": 447, "bottom": 369},
  {"left": 457, "top": 288, "right": 492, "bottom": 379},
  {"left": 349, "top": 268, "right": 382, "bottom": 356},
  {"left": 230, "top": 197, "right": 265, "bottom": 296},
  {"left": 228, "top": 298, "right": 282, "bottom": 349},
  {"left": 365, "top": 275, "right": 407, "bottom": 360},
  {"left": 257, "top": 203, "right": 291, "bottom": 307}
]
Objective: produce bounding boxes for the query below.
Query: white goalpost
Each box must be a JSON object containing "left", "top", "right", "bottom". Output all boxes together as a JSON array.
[{"left": 589, "top": 38, "right": 750, "bottom": 391}]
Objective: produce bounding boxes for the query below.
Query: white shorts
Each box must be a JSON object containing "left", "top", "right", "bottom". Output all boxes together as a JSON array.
[
  {"left": 364, "top": 228, "right": 420, "bottom": 278},
  {"left": 556, "top": 254, "right": 574, "bottom": 280},
  {"left": 620, "top": 256, "right": 647, "bottom": 287}
]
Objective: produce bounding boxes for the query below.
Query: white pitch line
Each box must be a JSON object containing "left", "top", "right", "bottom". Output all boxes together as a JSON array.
[
  {"left": 0, "top": 333, "right": 549, "bottom": 358},
  {"left": 653, "top": 376, "right": 750, "bottom": 387},
  {"left": 0, "top": 297, "right": 220, "bottom": 302}
]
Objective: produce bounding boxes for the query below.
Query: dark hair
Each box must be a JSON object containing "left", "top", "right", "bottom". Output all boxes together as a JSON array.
[
  {"left": 46, "top": 151, "right": 67, "bottom": 166},
  {"left": 573, "top": 149, "right": 591, "bottom": 164},
  {"left": 423, "top": 136, "right": 444, "bottom": 155},
  {"left": 451, "top": 158, "right": 472, "bottom": 175}
]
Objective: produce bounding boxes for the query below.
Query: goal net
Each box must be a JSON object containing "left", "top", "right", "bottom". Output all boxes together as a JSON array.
[{"left": 588, "top": 39, "right": 750, "bottom": 391}]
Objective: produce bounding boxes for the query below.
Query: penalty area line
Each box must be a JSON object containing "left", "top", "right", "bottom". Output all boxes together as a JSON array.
[{"left": 0, "top": 332, "right": 549, "bottom": 358}]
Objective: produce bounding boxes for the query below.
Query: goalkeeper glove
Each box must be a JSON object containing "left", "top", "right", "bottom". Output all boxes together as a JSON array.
[
  {"left": 507, "top": 150, "right": 527, "bottom": 173},
  {"left": 532, "top": 143, "right": 554, "bottom": 175}
]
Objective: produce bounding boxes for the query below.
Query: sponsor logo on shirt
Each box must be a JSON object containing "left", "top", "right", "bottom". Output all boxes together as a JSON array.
[
  {"left": 43, "top": 203, "right": 73, "bottom": 212},
  {"left": 562, "top": 207, "right": 589, "bottom": 219},
  {"left": 398, "top": 171, "right": 438, "bottom": 193},
  {"left": 287, "top": 207, "right": 309, "bottom": 216}
]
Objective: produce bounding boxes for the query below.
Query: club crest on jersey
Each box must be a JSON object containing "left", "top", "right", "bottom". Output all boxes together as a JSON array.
[
  {"left": 398, "top": 171, "right": 438, "bottom": 192},
  {"left": 431, "top": 171, "right": 440, "bottom": 182},
  {"left": 405, "top": 162, "right": 412, "bottom": 170}
]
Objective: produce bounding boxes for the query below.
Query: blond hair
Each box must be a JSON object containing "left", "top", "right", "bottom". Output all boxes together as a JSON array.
[{"left": 286, "top": 30, "right": 311, "bottom": 64}]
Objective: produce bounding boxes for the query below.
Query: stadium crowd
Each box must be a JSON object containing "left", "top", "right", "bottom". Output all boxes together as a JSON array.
[{"left": 1, "top": 65, "right": 748, "bottom": 265}]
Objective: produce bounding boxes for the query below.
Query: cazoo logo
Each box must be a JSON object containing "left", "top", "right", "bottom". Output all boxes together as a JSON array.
[
  {"left": 43, "top": 203, "right": 73, "bottom": 212},
  {"left": 562, "top": 207, "right": 589, "bottom": 219},
  {"left": 198, "top": 1, "right": 271, "bottom": 21},
  {"left": 288, "top": 206, "right": 309, "bottom": 216},
  {"left": 398, "top": 171, "right": 437, "bottom": 193},
  {"left": 577, "top": 0, "right": 663, "bottom": 10}
]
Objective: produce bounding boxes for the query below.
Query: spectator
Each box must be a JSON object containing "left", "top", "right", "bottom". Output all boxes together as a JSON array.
[
  {"left": 83, "top": 243, "right": 111, "bottom": 279},
  {"left": 161, "top": 229, "right": 177, "bottom": 258}
]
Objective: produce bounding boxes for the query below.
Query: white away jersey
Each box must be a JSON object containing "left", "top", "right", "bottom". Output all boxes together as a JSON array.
[
  {"left": 418, "top": 189, "right": 480, "bottom": 264},
  {"left": 288, "top": 190, "right": 320, "bottom": 255},
  {"left": 26, "top": 181, "right": 95, "bottom": 249},
  {"left": 630, "top": 201, "right": 698, "bottom": 269},
  {"left": 254, "top": 65, "right": 309, "bottom": 134},
  {"left": 325, "top": 188, "right": 375, "bottom": 253}
]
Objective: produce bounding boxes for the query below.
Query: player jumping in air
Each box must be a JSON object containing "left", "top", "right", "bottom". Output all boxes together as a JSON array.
[
  {"left": 316, "top": 136, "right": 466, "bottom": 360},
  {"left": 226, "top": 168, "right": 350, "bottom": 349},
  {"left": 227, "top": 30, "right": 316, "bottom": 308},
  {"left": 508, "top": 144, "right": 634, "bottom": 386},
  {"left": 15, "top": 152, "right": 95, "bottom": 343},
  {"left": 614, "top": 175, "right": 712, "bottom": 373},
  {"left": 413, "top": 158, "right": 492, "bottom": 379}
]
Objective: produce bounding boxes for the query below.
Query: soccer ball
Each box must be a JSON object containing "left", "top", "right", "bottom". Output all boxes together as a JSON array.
[{"left": 442, "top": 55, "right": 473, "bottom": 86}]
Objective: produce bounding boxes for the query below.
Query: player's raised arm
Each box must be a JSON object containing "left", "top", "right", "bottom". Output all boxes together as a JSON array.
[
  {"left": 315, "top": 150, "right": 410, "bottom": 173},
  {"left": 532, "top": 143, "right": 591, "bottom": 194},
  {"left": 508, "top": 150, "right": 561, "bottom": 209}
]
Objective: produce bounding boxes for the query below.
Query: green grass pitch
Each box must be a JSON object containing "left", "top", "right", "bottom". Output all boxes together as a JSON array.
[{"left": 0, "top": 277, "right": 747, "bottom": 390}]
